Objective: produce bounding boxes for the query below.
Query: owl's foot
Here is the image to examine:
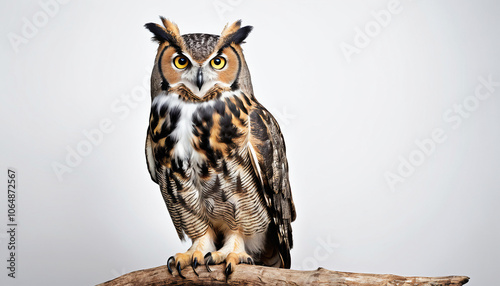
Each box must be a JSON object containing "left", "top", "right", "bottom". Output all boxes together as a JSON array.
[
  {"left": 167, "top": 250, "right": 204, "bottom": 278},
  {"left": 166, "top": 230, "right": 216, "bottom": 278},
  {"left": 204, "top": 231, "right": 254, "bottom": 279},
  {"left": 205, "top": 251, "right": 254, "bottom": 275}
]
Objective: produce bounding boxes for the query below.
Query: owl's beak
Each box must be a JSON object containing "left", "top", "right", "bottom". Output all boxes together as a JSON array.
[{"left": 196, "top": 68, "right": 204, "bottom": 90}]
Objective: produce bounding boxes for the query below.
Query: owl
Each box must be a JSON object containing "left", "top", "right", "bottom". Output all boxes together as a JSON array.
[{"left": 144, "top": 17, "right": 296, "bottom": 278}]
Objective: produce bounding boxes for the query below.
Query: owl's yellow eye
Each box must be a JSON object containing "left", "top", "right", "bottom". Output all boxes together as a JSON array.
[
  {"left": 173, "top": 55, "right": 189, "bottom": 69},
  {"left": 210, "top": 57, "right": 226, "bottom": 70}
]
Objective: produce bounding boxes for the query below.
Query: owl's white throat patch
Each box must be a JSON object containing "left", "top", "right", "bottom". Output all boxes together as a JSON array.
[{"left": 153, "top": 93, "right": 214, "bottom": 170}]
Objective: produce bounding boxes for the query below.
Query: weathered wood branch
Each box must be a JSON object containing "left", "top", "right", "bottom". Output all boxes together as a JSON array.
[{"left": 97, "top": 264, "right": 469, "bottom": 286}]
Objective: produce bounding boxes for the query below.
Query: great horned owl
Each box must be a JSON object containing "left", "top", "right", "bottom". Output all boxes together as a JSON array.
[{"left": 144, "top": 17, "right": 296, "bottom": 278}]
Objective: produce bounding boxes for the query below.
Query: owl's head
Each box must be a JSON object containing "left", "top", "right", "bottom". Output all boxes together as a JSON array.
[{"left": 145, "top": 17, "right": 253, "bottom": 101}]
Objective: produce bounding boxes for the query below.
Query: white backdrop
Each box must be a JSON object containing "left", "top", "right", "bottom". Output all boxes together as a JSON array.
[{"left": 1, "top": 0, "right": 499, "bottom": 285}]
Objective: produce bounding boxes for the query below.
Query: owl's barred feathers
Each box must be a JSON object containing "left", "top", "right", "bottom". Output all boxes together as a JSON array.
[
  {"left": 145, "top": 17, "right": 295, "bottom": 269},
  {"left": 182, "top": 34, "right": 220, "bottom": 62}
]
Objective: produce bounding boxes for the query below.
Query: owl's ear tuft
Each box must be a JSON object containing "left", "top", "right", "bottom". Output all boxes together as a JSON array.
[
  {"left": 159, "top": 17, "right": 181, "bottom": 36},
  {"left": 145, "top": 23, "right": 175, "bottom": 44},
  {"left": 145, "top": 17, "right": 183, "bottom": 47},
  {"left": 219, "top": 20, "right": 253, "bottom": 49},
  {"left": 221, "top": 20, "right": 242, "bottom": 37},
  {"left": 229, "top": 25, "right": 253, "bottom": 45}
]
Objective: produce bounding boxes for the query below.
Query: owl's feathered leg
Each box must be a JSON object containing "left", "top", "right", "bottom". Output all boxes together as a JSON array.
[
  {"left": 166, "top": 228, "right": 216, "bottom": 278},
  {"left": 204, "top": 230, "right": 255, "bottom": 279}
]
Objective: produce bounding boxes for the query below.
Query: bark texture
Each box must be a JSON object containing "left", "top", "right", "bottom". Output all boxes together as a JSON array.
[{"left": 97, "top": 264, "right": 469, "bottom": 286}]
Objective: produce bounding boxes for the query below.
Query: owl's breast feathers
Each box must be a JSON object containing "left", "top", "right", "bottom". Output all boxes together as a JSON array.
[
  {"left": 147, "top": 90, "right": 268, "bottom": 235},
  {"left": 146, "top": 89, "right": 295, "bottom": 267},
  {"left": 149, "top": 89, "right": 255, "bottom": 172}
]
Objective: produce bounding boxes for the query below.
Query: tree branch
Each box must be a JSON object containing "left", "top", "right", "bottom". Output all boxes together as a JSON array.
[{"left": 97, "top": 264, "right": 469, "bottom": 286}]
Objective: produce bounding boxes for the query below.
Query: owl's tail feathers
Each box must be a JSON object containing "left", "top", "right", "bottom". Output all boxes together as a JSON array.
[
  {"left": 259, "top": 246, "right": 283, "bottom": 268},
  {"left": 259, "top": 235, "right": 291, "bottom": 268}
]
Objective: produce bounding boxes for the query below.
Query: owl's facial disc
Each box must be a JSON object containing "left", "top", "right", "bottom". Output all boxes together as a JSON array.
[{"left": 158, "top": 44, "right": 239, "bottom": 99}]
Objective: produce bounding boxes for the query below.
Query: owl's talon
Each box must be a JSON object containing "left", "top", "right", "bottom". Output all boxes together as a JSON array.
[
  {"left": 225, "top": 262, "right": 232, "bottom": 280},
  {"left": 246, "top": 257, "right": 255, "bottom": 265},
  {"left": 177, "top": 262, "right": 185, "bottom": 279},
  {"left": 192, "top": 257, "right": 199, "bottom": 276},
  {"left": 204, "top": 252, "right": 213, "bottom": 272},
  {"left": 167, "top": 256, "right": 175, "bottom": 275}
]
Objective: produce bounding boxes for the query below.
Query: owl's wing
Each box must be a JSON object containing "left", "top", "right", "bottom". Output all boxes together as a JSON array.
[
  {"left": 247, "top": 105, "right": 296, "bottom": 268},
  {"left": 145, "top": 127, "right": 159, "bottom": 184}
]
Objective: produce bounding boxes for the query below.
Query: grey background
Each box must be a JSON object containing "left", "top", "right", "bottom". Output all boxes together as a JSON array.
[{"left": 1, "top": 0, "right": 499, "bottom": 285}]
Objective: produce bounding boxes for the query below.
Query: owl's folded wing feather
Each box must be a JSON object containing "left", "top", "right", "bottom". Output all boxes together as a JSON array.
[{"left": 247, "top": 105, "right": 296, "bottom": 268}]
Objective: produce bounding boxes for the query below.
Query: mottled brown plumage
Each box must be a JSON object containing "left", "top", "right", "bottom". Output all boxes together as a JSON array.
[{"left": 144, "top": 18, "right": 296, "bottom": 277}]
